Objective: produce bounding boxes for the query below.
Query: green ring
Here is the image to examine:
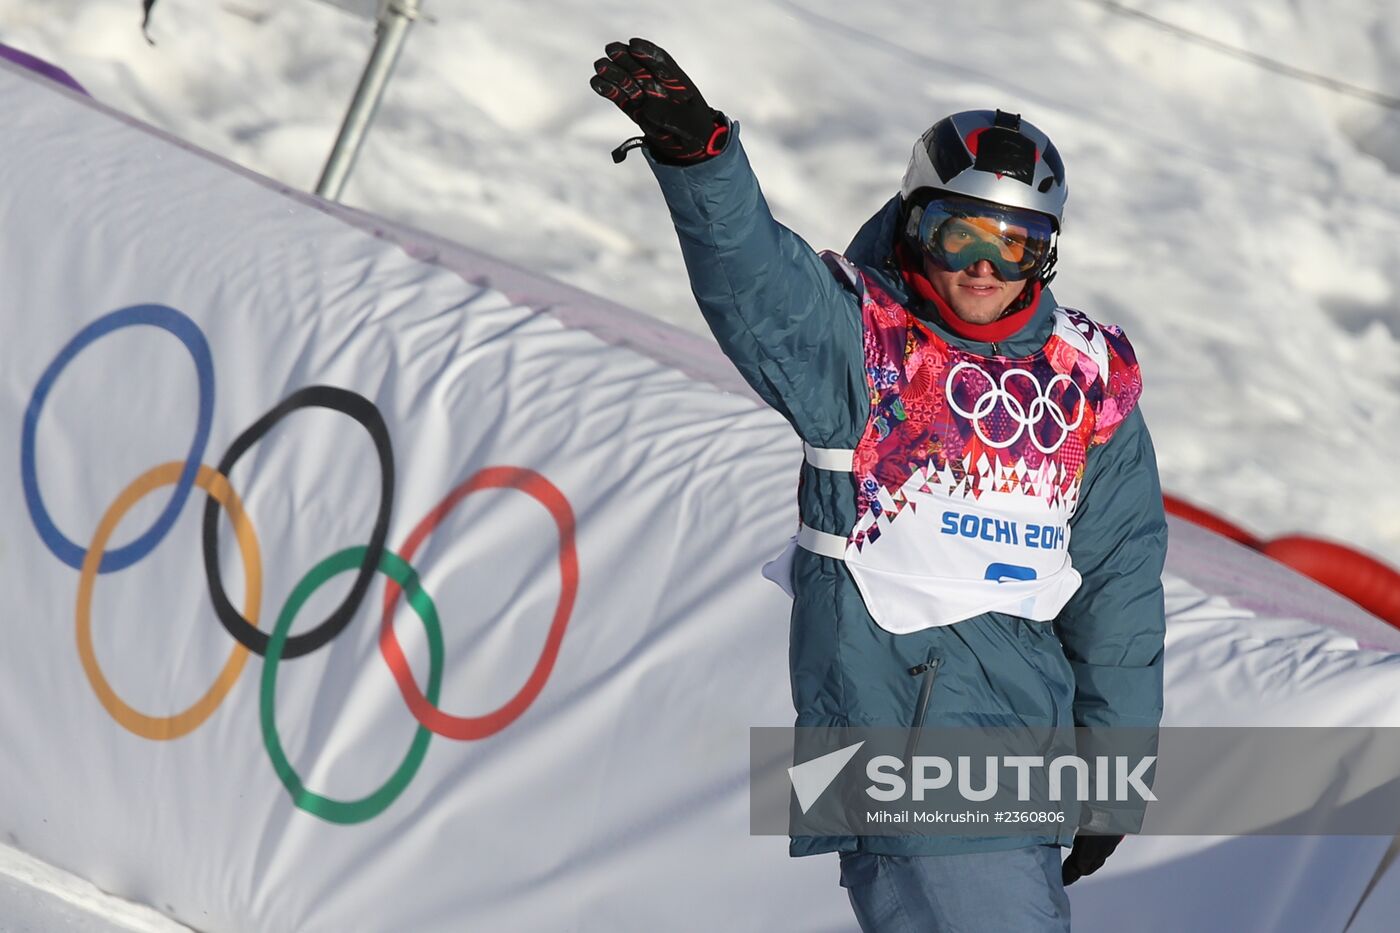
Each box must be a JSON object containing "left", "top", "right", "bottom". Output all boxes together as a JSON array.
[{"left": 261, "top": 546, "right": 444, "bottom": 824}]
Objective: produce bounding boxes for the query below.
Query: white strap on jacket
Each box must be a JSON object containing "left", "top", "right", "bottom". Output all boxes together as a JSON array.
[
  {"left": 797, "top": 443, "right": 856, "bottom": 558},
  {"left": 802, "top": 443, "right": 855, "bottom": 472},
  {"left": 797, "top": 523, "right": 849, "bottom": 560}
]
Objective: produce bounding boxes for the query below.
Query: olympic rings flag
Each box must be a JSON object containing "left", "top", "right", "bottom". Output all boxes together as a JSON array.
[
  {"left": 0, "top": 63, "right": 819, "bottom": 932},
  {"left": 8, "top": 55, "right": 1400, "bottom": 933},
  {"left": 22, "top": 303, "right": 580, "bottom": 823}
]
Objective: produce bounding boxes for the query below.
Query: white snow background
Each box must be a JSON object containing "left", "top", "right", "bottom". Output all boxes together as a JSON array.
[
  {"left": 0, "top": 2, "right": 1399, "bottom": 928},
  {"left": 2, "top": 0, "right": 1399, "bottom": 567}
]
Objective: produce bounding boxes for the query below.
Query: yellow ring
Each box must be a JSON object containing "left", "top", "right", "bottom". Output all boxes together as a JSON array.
[{"left": 76, "top": 462, "right": 262, "bottom": 740}]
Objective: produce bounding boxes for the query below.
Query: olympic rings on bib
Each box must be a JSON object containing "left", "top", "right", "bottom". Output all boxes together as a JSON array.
[
  {"left": 946, "top": 360, "right": 1086, "bottom": 455},
  {"left": 24, "top": 309, "right": 579, "bottom": 824}
]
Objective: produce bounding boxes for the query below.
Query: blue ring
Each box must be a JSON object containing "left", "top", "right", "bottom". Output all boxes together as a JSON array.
[{"left": 21, "top": 305, "right": 214, "bottom": 572}]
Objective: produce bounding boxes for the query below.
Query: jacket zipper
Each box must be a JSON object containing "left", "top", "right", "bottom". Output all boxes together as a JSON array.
[{"left": 903, "top": 653, "right": 942, "bottom": 762}]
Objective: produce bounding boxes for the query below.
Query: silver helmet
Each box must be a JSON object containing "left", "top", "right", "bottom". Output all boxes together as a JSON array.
[{"left": 900, "top": 109, "right": 1067, "bottom": 229}]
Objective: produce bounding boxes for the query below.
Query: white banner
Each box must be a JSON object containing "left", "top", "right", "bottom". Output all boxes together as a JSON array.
[
  {"left": 2, "top": 59, "right": 1400, "bottom": 932},
  {"left": 0, "top": 58, "right": 828, "bottom": 932}
]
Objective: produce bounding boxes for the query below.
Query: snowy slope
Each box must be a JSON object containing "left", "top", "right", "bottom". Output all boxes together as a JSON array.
[{"left": 2, "top": 0, "right": 1398, "bottom": 567}]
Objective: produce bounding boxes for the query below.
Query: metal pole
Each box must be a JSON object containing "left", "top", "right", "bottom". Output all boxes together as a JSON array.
[{"left": 315, "top": 0, "right": 420, "bottom": 201}]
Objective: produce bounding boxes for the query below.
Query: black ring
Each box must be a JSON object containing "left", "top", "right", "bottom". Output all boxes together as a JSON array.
[{"left": 202, "top": 385, "right": 394, "bottom": 659}]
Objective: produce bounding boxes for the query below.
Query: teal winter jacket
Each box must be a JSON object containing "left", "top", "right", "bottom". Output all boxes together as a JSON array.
[{"left": 647, "top": 124, "right": 1167, "bottom": 857}]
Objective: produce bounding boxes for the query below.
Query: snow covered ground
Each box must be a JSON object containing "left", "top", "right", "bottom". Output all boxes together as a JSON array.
[{"left": 1, "top": 0, "right": 1398, "bottom": 566}]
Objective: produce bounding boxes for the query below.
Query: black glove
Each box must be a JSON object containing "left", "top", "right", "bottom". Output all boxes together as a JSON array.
[
  {"left": 590, "top": 38, "right": 728, "bottom": 165},
  {"left": 1061, "top": 834, "right": 1123, "bottom": 886}
]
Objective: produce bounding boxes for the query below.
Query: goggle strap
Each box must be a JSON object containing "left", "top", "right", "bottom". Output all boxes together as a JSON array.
[
  {"left": 1039, "top": 237, "right": 1059, "bottom": 286},
  {"left": 904, "top": 203, "right": 925, "bottom": 243}
]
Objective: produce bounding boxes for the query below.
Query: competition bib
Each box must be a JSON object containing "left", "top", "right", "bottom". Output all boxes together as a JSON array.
[{"left": 778, "top": 253, "right": 1141, "bottom": 634}]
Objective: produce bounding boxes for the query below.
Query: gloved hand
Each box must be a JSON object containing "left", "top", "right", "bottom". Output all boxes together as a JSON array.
[
  {"left": 1061, "top": 834, "right": 1123, "bottom": 886},
  {"left": 590, "top": 38, "right": 728, "bottom": 165}
]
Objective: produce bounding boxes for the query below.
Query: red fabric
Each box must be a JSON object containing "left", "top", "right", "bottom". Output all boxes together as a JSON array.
[
  {"left": 1261, "top": 536, "right": 1400, "bottom": 629},
  {"left": 1162, "top": 493, "right": 1400, "bottom": 629},
  {"left": 1163, "top": 494, "right": 1261, "bottom": 548},
  {"left": 895, "top": 244, "right": 1042, "bottom": 343}
]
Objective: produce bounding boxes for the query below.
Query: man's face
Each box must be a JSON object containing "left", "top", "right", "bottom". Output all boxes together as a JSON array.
[
  {"left": 918, "top": 254, "right": 1030, "bottom": 323},
  {"left": 919, "top": 212, "right": 1033, "bottom": 324},
  {"left": 923, "top": 255, "right": 1028, "bottom": 325},
  {"left": 924, "top": 212, "right": 1036, "bottom": 323}
]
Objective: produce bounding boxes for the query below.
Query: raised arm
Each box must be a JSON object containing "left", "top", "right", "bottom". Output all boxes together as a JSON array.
[
  {"left": 646, "top": 129, "right": 867, "bottom": 438},
  {"left": 591, "top": 39, "right": 865, "bottom": 442}
]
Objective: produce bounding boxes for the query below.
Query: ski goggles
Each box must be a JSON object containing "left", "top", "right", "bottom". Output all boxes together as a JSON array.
[{"left": 907, "top": 195, "right": 1056, "bottom": 281}]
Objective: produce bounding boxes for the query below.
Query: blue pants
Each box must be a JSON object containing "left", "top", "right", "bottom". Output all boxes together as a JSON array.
[{"left": 839, "top": 846, "right": 1071, "bottom": 932}]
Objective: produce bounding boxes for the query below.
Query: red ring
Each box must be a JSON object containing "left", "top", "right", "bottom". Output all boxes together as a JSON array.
[{"left": 380, "top": 467, "right": 578, "bottom": 739}]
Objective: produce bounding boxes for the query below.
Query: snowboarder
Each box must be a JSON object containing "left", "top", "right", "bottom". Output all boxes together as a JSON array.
[{"left": 591, "top": 38, "right": 1167, "bottom": 932}]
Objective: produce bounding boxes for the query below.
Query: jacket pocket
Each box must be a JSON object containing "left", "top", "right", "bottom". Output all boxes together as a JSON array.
[{"left": 902, "top": 651, "right": 941, "bottom": 761}]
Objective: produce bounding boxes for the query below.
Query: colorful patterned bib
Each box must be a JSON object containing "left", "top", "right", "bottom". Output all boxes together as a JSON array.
[{"left": 823, "top": 251, "right": 1142, "bottom": 633}]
